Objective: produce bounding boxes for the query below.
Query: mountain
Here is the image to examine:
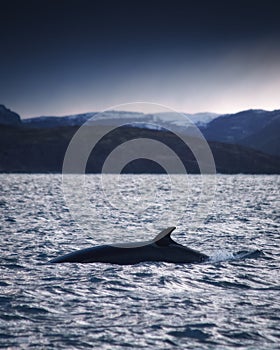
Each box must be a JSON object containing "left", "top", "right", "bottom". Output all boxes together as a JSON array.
[
  {"left": 22, "top": 111, "right": 219, "bottom": 129},
  {"left": 22, "top": 108, "right": 280, "bottom": 156},
  {"left": 0, "top": 105, "right": 279, "bottom": 174},
  {"left": 201, "top": 109, "right": 280, "bottom": 156},
  {"left": 0, "top": 123, "right": 279, "bottom": 174},
  {"left": 240, "top": 117, "right": 280, "bottom": 156},
  {"left": 0, "top": 105, "right": 21, "bottom": 127}
]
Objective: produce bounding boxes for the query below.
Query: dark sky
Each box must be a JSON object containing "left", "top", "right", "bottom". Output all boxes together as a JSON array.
[{"left": 1, "top": 0, "right": 280, "bottom": 117}]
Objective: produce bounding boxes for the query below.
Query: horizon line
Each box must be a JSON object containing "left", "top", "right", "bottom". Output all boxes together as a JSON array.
[{"left": 18, "top": 106, "right": 280, "bottom": 119}]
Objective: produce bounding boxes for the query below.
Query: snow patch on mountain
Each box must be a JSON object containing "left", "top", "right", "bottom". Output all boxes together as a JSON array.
[{"left": 22, "top": 110, "right": 220, "bottom": 131}]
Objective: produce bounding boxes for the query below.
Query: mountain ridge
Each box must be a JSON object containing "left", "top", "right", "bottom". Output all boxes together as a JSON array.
[
  {"left": 0, "top": 105, "right": 279, "bottom": 173},
  {"left": 201, "top": 109, "right": 280, "bottom": 156}
]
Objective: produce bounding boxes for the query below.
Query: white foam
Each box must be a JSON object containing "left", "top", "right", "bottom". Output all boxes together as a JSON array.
[{"left": 208, "top": 250, "right": 235, "bottom": 263}]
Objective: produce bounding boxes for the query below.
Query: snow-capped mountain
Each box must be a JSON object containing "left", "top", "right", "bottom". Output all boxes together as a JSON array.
[
  {"left": 22, "top": 111, "right": 219, "bottom": 134},
  {"left": 1, "top": 104, "right": 279, "bottom": 173},
  {"left": 22, "top": 113, "right": 97, "bottom": 128},
  {"left": 20, "top": 108, "right": 280, "bottom": 157}
]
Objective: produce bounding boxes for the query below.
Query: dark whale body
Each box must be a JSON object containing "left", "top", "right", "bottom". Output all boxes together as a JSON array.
[{"left": 50, "top": 227, "right": 209, "bottom": 265}]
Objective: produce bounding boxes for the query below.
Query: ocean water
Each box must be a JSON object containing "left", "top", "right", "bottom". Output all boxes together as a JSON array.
[{"left": 0, "top": 174, "right": 279, "bottom": 349}]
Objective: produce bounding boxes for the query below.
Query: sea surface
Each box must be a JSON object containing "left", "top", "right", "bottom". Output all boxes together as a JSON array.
[{"left": 0, "top": 174, "right": 279, "bottom": 349}]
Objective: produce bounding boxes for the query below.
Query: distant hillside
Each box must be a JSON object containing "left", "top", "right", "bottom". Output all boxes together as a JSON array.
[
  {"left": 22, "top": 108, "right": 280, "bottom": 157},
  {"left": 22, "top": 111, "right": 219, "bottom": 134},
  {"left": 0, "top": 124, "right": 279, "bottom": 174},
  {"left": 201, "top": 109, "right": 280, "bottom": 157},
  {"left": 0, "top": 105, "right": 279, "bottom": 174},
  {"left": 0, "top": 105, "right": 21, "bottom": 126}
]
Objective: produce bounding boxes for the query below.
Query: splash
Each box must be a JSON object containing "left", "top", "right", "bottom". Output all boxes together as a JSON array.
[
  {"left": 208, "top": 249, "right": 263, "bottom": 263},
  {"left": 208, "top": 250, "right": 235, "bottom": 263}
]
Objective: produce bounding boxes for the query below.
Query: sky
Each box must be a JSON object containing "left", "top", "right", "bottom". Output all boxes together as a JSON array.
[{"left": 1, "top": 0, "right": 280, "bottom": 118}]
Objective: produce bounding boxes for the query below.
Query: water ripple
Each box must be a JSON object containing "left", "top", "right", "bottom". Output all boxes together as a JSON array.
[{"left": 0, "top": 174, "right": 279, "bottom": 349}]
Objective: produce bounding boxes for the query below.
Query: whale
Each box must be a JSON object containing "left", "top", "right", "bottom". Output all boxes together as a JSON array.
[{"left": 49, "top": 227, "right": 209, "bottom": 265}]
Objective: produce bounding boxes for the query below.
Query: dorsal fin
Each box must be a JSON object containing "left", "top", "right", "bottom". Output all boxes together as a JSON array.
[{"left": 152, "top": 227, "right": 177, "bottom": 246}]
